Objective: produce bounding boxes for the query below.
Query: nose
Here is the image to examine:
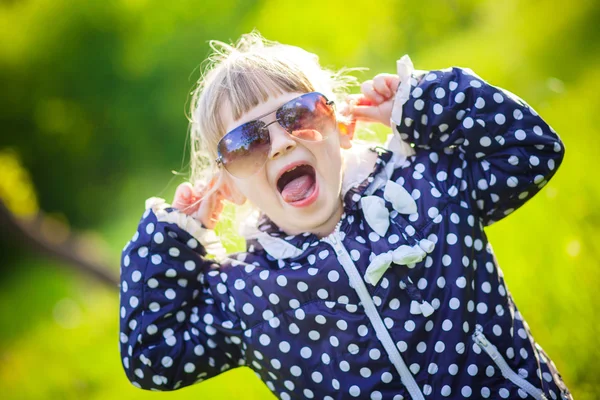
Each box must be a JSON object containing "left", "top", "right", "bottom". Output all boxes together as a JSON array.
[{"left": 266, "top": 120, "right": 296, "bottom": 160}]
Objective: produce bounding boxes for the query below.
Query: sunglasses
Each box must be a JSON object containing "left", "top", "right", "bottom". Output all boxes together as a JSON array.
[{"left": 215, "top": 92, "right": 336, "bottom": 178}]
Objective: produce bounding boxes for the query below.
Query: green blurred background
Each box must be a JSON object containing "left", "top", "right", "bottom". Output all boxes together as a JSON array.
[{"left": 0, "top": 0, "right": 598, "bottom": 398}]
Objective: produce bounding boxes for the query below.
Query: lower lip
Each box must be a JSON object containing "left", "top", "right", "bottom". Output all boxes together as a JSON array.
[{"left": 286, "top": 179, "right": 319, "bottom": 208}]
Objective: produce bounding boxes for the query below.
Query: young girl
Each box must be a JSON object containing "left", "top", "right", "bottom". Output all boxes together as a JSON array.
[{"left": 119, "top": 32, "right": 572, "bottom": 399}]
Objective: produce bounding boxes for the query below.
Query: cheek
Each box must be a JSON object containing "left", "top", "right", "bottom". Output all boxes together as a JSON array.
[{"left": 236, "top": 177, "right": 276, "bottom": 205}]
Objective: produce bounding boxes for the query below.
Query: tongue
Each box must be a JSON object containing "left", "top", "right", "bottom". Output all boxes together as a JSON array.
[{"left": 281, "top": 174, "right": 315, "bottom": 203}]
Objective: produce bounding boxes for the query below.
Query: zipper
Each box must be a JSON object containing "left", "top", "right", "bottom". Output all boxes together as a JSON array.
[
  {"left": 325, "top": 229, "right": 425, "bottom": 400},
  {"left": 472, "top": 328, "right": 548, "bottom": 400}
]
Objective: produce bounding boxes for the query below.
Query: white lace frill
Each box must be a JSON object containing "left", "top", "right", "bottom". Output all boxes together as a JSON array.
[{"left": 145, "top": 197, "right": 227, "bottom": 261}]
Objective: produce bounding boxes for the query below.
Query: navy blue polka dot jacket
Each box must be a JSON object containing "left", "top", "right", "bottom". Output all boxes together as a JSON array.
[{"left": 119, "top": 57, "right": 572, "bottom": 399}]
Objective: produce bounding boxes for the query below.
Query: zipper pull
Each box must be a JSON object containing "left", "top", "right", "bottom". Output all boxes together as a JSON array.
[{"left": 473, "top": 329, "right": 489, "bottom": 347}]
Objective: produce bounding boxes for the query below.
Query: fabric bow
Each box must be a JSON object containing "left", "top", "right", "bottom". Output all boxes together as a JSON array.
[
  {"left": 383, "top": 180, "right": 417, "bottom": 215},
  {"left": 361, "top": 180, "right": 418, "bottom": 236},
  {"left": 403, "top": 276, "right": 436, "bottom": 317},
  {"left": 364, "top": 239, "right": 435, "bottom": 286}
]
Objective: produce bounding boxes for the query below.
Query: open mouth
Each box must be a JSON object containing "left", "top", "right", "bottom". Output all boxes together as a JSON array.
[{"left": 276, "top": 164, "right": 318, "bottom": 205}]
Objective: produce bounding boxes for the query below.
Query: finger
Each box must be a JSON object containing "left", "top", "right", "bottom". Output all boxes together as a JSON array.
[
  {"left": 360, "top": 80, "right": 385, "bottom": 104},
  {"left": 173, "top": 183, "right": 195, "bottom": 214},
  {"left": 346, "top": 94, "right": 375, "bottom": 108},
  {"left": 210, "top": 194, "right": 225, "bottom": 225},
  {"left": 351, "top": 105, "right": 383, "bottom": 123},
  {"left": 195, "top": 189, "right": 224, "bottom": 229},
  {"left": 372, "top": 74, "right": 399, "bottom": 98}
]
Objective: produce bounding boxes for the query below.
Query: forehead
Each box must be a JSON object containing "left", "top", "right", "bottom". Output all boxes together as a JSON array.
[{"left": 222, "top": 91, "right": 306, "bottom": 134}]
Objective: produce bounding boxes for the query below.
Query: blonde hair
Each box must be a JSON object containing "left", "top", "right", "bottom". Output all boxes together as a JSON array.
[{"left": 187, "top": 30, "right": 361, "bottom": 192}]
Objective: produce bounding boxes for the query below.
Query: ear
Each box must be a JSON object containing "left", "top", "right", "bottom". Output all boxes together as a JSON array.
[
  {"left": 337, "top": 119, "right": 356, "bottom": 150},
  {"left": 214, "top": 172, "right": 247, "bottom": 205}
]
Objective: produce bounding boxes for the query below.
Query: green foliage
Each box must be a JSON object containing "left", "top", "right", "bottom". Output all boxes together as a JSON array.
[{"left": 0, "top": 0, "right": 599, "bottom": 398}]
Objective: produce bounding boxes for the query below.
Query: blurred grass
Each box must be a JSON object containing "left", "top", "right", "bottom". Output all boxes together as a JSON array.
[{"left": 0, "top": 0, "right": 599, "bottom": 399}]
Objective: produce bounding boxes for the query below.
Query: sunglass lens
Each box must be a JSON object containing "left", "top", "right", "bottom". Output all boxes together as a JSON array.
[
  {"left": 277, "top": 93, "right": 335, "bottom": 141},
  {"left": 218, "top": 121, "right": 270, "bottom": 178}
]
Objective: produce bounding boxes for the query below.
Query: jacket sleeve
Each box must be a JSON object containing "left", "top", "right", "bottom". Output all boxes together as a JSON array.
[
  {"left": 119, "top": 198, "right": 245, "bottom": 391},
  {"left": 392, "top": 58, "right": 565, "bottom": 226}
]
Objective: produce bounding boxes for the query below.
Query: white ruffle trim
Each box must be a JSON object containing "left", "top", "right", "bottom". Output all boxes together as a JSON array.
[
  {"left": 390, "top": 54, "right": 415, "bottom": 127},
  {"left": 145, "top": 197, "right": 227, "bottom": 261},
  {"left": 255, "top": 233, "right": 305, "bottom": 260}
]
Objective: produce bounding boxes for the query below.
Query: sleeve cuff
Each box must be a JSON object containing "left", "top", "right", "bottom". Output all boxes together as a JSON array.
[
  {"left": 145, "top": 197, "right": 227, "bottom": 261},
  {"left": 390, "top": 54, "right": 415, "bottom": 127}
]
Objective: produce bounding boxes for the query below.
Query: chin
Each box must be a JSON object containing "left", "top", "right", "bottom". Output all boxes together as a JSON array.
[{"left": 286, "top": 197, "right": 341, "bottom": 235}]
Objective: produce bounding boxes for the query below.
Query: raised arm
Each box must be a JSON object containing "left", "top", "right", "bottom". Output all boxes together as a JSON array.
[
  {"left": 393, "top": 56, "right": 565, "bottom": 226},
  {"left": 119, "top": 198, "right": 244, "bottom": 391}
]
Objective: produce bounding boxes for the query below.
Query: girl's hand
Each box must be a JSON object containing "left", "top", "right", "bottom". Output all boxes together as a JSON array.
[
  {"left": 349, "top": 73, "right": 401, "bottom": 127},
  {"left": 172, "top": 178, "right": 224, "bottom": 229}
]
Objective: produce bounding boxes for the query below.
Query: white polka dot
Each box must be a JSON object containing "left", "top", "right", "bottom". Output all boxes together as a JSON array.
[
  {"left": 404, "top": 320, "right": 415, "bottom": 332},
  {"left": 449, "top": 298, "right": 460, "bottom": 309},
  {"left": 381, "top": 372, "right": 393, "bottom": 383},
  {"left": 467, "top": 364, "right": 478, "bottom": 376},
  {"left": 259, "top": 334, "right": 270, "bottom": 346},
  {"left": 442, "top": 320, "right": 453, "bottom": 331},
  {"left": 269, "top": 293, "right": 280, "bottom": 304},
  {"left": 358, "top": 325, "right": 368, "bottom": 336},
  {"left": 153, "top": 232, "right": 164, "bottom": 244},
  {"left": 184, "top": 260, "right": 195, "bottom": 271},
  {"left": 311, "top": 371, "right": 323, "bottom": 383},
  {"left": 493, "top": 325, "right": 503, "bottom": 336},
  {"left": 515, "top": 129, "right": 527, "bottom": 140},
  {"left": 462, "top": 386, "right": 472, "bottom": 397},
  {"left": 369, "top": 348, "right": 381, "bottom": 360},
  {"left": 309, "top": 330, "right": 320, "bottom": 341},
  {"left": 349, "top": 385, "right": 361, "bottom": 397},
  {"left": 480, "top": 136, "right": 492, "bottom": 147},
  {"left": 368, "top": 232, "right": 380, "bottom": 242},
  {"left": 290, "top": 365, "right": 301, "bottom": 376},
  {"left": 513, "top": 109, "right": 523, "bottom": 120},
  {"left": 279, "top": 341, "right": 291, "bottom": 353},
  {"left": 435, "top": 341, "right": 445, "bottom": 353},
  {"left": 137, "top": 246, "right": 148, "bottom": 258},
  {"left": 242, "top": 303, "right": 254, "bottom": 315},
  {"left": 442, "top": 255, "right": 452, "bottom": 266},
  {"left": 446, "top": 233, "right": 457, "bottom": 245},
  {"left": 441, "top": 385, "right": 451, "bottom": 396}
]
